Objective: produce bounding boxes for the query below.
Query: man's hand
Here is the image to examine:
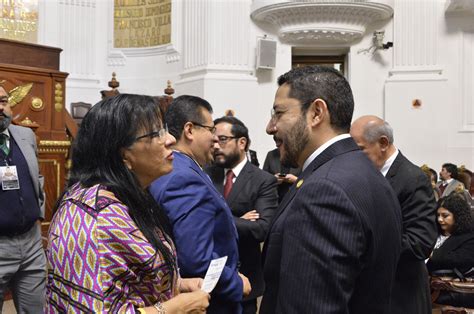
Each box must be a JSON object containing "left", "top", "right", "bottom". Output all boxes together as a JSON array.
[
  {"left": 239, "top": 272, "right": 251, "bottom": 297},
  {"left": 241, "top": 210, "right": 259, "bottom": 221}
]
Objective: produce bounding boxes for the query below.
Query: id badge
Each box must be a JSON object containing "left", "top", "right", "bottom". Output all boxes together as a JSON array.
[{"left": 0, "top": 165, "right": 20, "bottom": 190}]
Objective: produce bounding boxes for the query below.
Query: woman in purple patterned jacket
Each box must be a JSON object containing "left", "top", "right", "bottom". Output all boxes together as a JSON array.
[{"left": 45, "top": 94, "right": 210, "bottom": 313}]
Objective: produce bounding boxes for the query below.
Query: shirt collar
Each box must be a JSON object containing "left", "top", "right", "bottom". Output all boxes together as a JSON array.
[
  {"left": 444, "top": 178, "right": 453, "bottom": 185},
  {"left": 1, "top": 129, "right": 9, "bottom": 137},
  {"left": 380, "top": 148, "right": 399, "bottom": 177},
  {"left": 302, "top": 134, "right": 351, "bottom": 171},
  {"left": 225, "top": 156, "right": 247, "bottom": 178}
]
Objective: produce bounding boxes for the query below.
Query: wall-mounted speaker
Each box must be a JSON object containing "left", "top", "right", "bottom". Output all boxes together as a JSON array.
[{"left": 256, "top": 38, "right": 277, "bottom": 69}]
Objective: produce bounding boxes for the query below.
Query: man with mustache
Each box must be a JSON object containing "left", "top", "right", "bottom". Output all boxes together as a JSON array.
[
  {"left": 260, "top": 66, "right": 402, "bottom": 314},
  {"left": 205, "top": 116, "right": 278, "bottom": 314},
  {"left": 0, "top": 85, "right": 46, "bottom": 312},
  {"left": 149, "top": 96, "right": 251, "bottom": 314}
]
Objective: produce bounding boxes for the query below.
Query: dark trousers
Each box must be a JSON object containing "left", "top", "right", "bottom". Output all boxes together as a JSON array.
[{"left": 242, "top": 298, "right": 257, "bottom": 314}]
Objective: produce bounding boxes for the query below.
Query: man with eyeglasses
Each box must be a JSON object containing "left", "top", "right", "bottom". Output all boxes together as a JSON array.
[
  {"left": 0, "top": 85, "right": 46, "bottom": 312},
  {"left": 205, "top": 116, "right": 278, "bottom": 314},
  {"left": 260, "top": 66, "right": 402, "bottom": 313},
  {"left": 149, "top": 95, "right": 251, "bottom": 314}
]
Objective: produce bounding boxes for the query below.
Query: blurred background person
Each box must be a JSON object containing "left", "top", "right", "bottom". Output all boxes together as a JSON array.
[
  {"left": 427, "top": 193, "right": 474, "bottom": 308},
  {"left": 421, "top": 164, "right": 442, "bottom": 201},
  {"left": 45, "top": 94, "right": 209, "bottom": 313},
  {"left": 262, "top": 147, "right": 300, "bottom": 203}
]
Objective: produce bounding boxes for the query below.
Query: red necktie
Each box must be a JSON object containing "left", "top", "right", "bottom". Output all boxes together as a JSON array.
[{"left": 223, "top": 170, "right": 235, "bottom": 199}]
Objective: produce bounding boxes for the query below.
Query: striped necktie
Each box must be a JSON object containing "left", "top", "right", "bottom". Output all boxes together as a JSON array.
[{"left": 0, "top": 134, "right": 9, "bottom": 156}]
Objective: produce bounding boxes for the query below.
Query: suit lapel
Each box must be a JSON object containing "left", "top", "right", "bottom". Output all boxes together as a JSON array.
[
  {"left": 266, "top": 137, "right": 360, "bottom": 238},
  {"left": 385, "top": 152, "right": 405, "bottom": 184},
  {"left": 226, "top": 161, "right": 251, "bottom": 205}
]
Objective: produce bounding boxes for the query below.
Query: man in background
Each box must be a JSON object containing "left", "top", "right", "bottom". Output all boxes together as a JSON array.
[
  {"left": 351, "top": 115, "right": 437, "bottom": 314},
  {"left": 0, "top": 85, "right": 46, "bottom": 313},
  {"left": 206, "top": 116, "right": 278, "bottom": 314},
  {"left": 149, "top": 95, "right": 250, "bottom": 314},
  {"left": 437, "top": 163, "right": 465, "bottom": 197}
]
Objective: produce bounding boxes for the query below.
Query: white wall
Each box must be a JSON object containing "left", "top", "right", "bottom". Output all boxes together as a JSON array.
[{"left": 36, "top": 0, "right": 473, "bottom": 171}]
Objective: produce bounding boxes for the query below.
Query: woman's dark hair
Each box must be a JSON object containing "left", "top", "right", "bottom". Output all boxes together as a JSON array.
[
  {"left": 66, "top": 93, "right": 176, "bottom": 275},
  {"left": 438, "top": 193, "right": 474, "bottom": 235}
]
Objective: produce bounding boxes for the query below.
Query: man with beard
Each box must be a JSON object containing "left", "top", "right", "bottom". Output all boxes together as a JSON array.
[
  {"left": 149, "top": 96, "right": 251, "bottom": 314},
  {"left": 0, "top": 86, "right": 46, "bottom": 312},
  {"left": 205, "top": 116, "right": 278, "bottom": 314},
  {"left": 350, "top": 115, "right": 437, "bottom": 314},
  {"left": 260, "top": 66, "right": 402, "bottom": 314}
]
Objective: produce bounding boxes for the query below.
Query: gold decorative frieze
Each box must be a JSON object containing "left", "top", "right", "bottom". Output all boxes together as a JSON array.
[
  {"left": 39, "top": 140, "right": 71, "bottom": 147},
  {"left": 54, "top": 83, "right": 63, "bottom": 112},
  {"left": 38, "top": 140, "right": 71, "bottom": 156},
  {"left": 31, "top": 97, "right": 44, "bottom": 111}
]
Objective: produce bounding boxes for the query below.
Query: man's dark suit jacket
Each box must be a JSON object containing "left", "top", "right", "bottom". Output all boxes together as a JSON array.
[
  {"left": 385, "top": 152, "right": 437, "bottom": 314},
  {"left": 206, "top": 161, "right": 278, "bottom": 300},
  {"left": 260, "top": 137, "right": 402, "bottom": 314}
]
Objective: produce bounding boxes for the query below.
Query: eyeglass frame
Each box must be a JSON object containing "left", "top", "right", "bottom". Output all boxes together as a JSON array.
[
  {"left": 134, "top": 124, "right": 169, "bottom": 142},
  {"left": 270, "top": 99, "right": 314, "bottom": 123},
  {"left": 190, "top": 121, "right": 216, "bottom": 134},
  {"left": 216, "top": 135, "right": 238, "bottom": 145}
]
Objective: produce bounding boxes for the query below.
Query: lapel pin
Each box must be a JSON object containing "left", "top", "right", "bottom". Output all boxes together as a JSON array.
[{"left": 296, "top": 179, "right": 304, "bottom": 189}]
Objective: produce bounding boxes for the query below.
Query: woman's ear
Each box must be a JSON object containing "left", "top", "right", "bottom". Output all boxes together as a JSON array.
[{"left": 121, "top": 149, "right": 133, "bottom": 171}]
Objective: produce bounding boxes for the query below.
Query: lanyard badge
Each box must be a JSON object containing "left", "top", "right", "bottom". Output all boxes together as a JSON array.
[{"left": 0, "top": 165, "right": 20, "bottom": 190}]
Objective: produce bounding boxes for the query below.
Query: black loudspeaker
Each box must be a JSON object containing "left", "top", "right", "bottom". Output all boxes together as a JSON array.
[{"left": 256, "top": 38, "right": 277, "bottom": 69}]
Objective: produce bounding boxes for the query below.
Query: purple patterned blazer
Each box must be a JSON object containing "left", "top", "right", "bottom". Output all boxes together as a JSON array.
[{"left": 45, "top": 183, "right": 178, "bottom": 313}]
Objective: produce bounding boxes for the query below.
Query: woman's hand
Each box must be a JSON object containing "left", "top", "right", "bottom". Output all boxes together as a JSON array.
[
  {"left": 163, "top": 290, "right": 210, "bottom": 313},
  {"left": 179, "top": 277, "right": 203, "bottom": 292}
]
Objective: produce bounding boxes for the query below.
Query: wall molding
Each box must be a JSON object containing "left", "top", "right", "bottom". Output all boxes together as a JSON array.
[
  {"left": 459, "top": 31, "right": 474, "bottom": 133},
  {"left": 251, "top": 0, "right": 393, "bottom": 45}
]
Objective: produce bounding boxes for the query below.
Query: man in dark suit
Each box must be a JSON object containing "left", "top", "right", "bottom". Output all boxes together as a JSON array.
[
  {"left": 0, "top": 86, "right": 46, "bottom": 312},
  {"left": 260, "top": 66, "right": 402, "bottom": 314},
  {"left": 351, "top": 115, "right": 438, "bottom": 314},
  {"left": 149, "top": 96, "right": 251, "bottom": 314},
  {"left": 205, "top": 116, "right": 278, "bottom": 314}
]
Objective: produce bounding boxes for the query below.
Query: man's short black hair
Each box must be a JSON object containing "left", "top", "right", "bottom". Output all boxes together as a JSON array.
[
  {"left": 165, "top": 95, "right": 213, "bottom": 141},
  {"left": 442, "top": 163, "right": 458, "bottom": 180},
  {"left": 277, "top": 65, "right": 354, "bottom": 133},
  {"left": 214, "top": 116, "right": 250, "bottom": 151}
]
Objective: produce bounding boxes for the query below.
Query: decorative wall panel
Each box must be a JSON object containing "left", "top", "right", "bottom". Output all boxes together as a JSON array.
[
  {"left": 58, "top": 0, "right": 96, "bottom": 79},
  {"left": 460, "top": 31, "right": 474, "bottom": 132},
  {"left": 390, "top": 0, "right": 443, "bottom": 78},
  {"left": 182, "top": 0, "right": 252, "bottom": 75}
]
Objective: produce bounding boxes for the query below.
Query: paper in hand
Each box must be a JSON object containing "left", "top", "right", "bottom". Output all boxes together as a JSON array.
[{"left": 201, "top": 256, "right": 228, "bottom": 293}]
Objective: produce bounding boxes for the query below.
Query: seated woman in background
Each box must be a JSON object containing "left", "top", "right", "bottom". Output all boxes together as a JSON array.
[
  {"left": 427, "top": 193, "right": 474, "bottom": 308},
  {"left": 45, "top": 94, "right": 209, "bottom": 313}
]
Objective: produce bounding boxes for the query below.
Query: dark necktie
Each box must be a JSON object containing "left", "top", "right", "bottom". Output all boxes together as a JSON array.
[
  {"left": 0, "top": 134, "right": 9, "bottom": 156},
  {"left": 223, "top": 170, "right": 235, "bottom": 199},
  {"left": 439, "top": 182, "right": 448, "bottom": 195}
]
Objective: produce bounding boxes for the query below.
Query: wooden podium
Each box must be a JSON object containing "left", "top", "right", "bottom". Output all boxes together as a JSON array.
[{"left": 0, "top": 39, "right": 69, "bottom": 234}]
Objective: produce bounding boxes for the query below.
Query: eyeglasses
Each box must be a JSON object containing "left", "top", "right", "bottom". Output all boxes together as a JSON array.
[
  {"left": 217, "top": 135, "right": 237, "bottom": 145},
  {"left": 134, "top": 124, "right": 169, "bottom": 142},
  {"left": 191, "top": 121, "right": 216, "bottom": 134}
]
